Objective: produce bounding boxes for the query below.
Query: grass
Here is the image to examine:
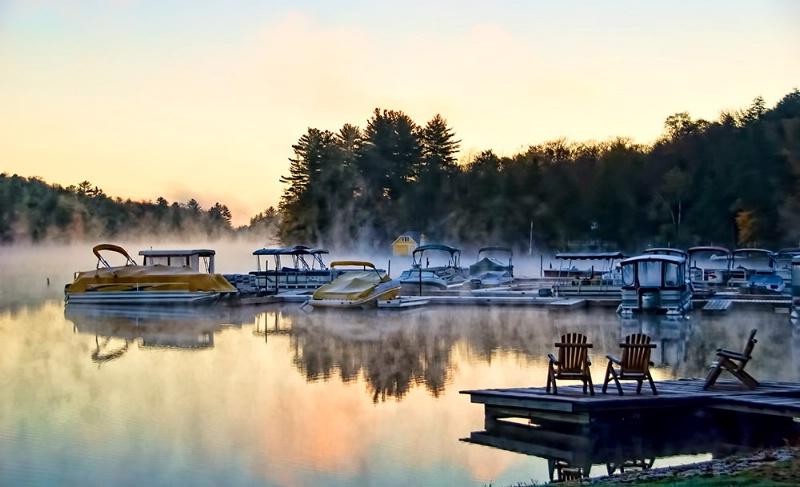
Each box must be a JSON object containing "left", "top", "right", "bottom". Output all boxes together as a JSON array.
[
  {"left": 599, "top": 455, "right": 800, "bottom": 486},
  {"left": 504, "top": 450, "right": 800, "bottom": 486}
]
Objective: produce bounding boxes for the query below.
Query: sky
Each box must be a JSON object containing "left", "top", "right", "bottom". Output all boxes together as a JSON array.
[{"left": 1, "top": 1, "right": 798, "bottom": 226}]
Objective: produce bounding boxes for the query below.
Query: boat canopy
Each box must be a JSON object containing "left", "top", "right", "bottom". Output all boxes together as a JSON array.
[
  {"left": 731, "top": 248, "right": 775, "bottom": 257},
  {"left": 620, "top": 254, "right": 687, "bottom": 289},
  {"left": 412, "top": 244, "right": 460, "bottom": 255},
  {"left": 642, "top": 248, "right": 688, "bottom": 258},
  {"left": 139, "top": 248, "right": 217, "bottom": 273},
  {"left": 687, "top": 246, "right": 730, "bottom": 254},
  {"left": 554, "top": 252, "right": 624, "bottom": 260},
  {"left": 477, "top": 246, "right": 513, "bottom": 255},
  {"left": 252, "top": 245, "right": 329, "bottom": 256},
  {"left": 139, "top": 249, "right": 216, "bottom": 257},
  {"left": 93, "top": 244, "right": 138, "bottom": 268},
  {"left": 331, "top": 261, "right": 377, "bottom": 270},
  {"left": 621, "top": 254, "right": 686, "bottom": 266}
]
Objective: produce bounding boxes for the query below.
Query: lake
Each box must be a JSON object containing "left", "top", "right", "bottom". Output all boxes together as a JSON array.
[{"left": 1, "top": 244, "right": 798, "bottom": 486}]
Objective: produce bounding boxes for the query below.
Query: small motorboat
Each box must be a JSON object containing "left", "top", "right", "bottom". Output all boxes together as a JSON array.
[
  {"left": 743, "top": 274, "right": 786, "bottom": 295},
  {"left": 305, "top": 261, "right": 401, "bottom": 309},
  {"left": 398, "top": 244, "right": 469, "bottom": 295},
  {"left": 65, "top": 244, "right": 238, "bottom": 306},
  {"left": 467, "top": 246, "right": 513, "bottom": 289}
]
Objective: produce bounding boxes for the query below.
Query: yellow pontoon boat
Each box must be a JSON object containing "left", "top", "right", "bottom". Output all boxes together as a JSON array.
[{"left": 65, "top": 244, "right": 238, "bottom": 305}]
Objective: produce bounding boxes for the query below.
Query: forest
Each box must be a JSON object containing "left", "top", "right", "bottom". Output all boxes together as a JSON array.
[
  {"left": 1, "top": 88, "right": 798, "bottom": 253},
  {"left": 279, "top": 89, "right": 800, "bottom": 253}
]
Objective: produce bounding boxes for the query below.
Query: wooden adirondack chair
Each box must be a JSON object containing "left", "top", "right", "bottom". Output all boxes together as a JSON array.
[
  {"left": 548, "top": 459, "right": 590, "bottom": 483},
  {"left": 602, "top": 333, "right": 658, "bottom": 395},
  {"left": 547, "top": 333, "right": 594, "bottom": 395},
  {"left": 703, "top": 328, "right": 759, "bottom": 390}
]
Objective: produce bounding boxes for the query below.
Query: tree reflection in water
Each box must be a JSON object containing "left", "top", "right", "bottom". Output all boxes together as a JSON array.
[{"left": 268, "top": 305, "right": 797, "bottom": 404}]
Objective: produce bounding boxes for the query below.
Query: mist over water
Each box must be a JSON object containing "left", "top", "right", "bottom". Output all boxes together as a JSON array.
[{"left": 1, "top": 242, "right": 797, "bottom": 486}]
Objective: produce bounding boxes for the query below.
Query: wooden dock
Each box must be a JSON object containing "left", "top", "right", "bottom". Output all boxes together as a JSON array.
[
  {"left": 462, "top": 379, "right": 800, "bottom": 424},
  {"left": 461, "top": 379, "right": 800, "bottom": 482}
]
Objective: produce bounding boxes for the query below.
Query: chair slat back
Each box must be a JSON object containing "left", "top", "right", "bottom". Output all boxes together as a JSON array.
[
  {"left": 556, "top": 333, "right": 590, "bottom": 373},
  {"left": 560, "top": 468, "right": 584, "bottom": 481},
  {"left": 741, "top": 329, "right": 757, "bottom": 358},
  {"left": 620, "top": 333, "right": 654, "bottom": 374}
]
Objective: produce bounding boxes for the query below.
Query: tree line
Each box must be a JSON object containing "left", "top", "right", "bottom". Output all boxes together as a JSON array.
[
  {"left": 2, "top": 89, "right": 798, "bottom": 252},
  {"left": 279, "top": 90, "right": 800, "bottom": 253},
  {"left": 0, "top": 176, "right": 279, "bottom": 243}
]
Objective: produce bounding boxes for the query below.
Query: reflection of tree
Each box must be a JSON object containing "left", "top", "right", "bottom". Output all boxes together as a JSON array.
[
  {"left": 289, "top": 311, "right": 458, "bottom": 403},
  {"left": 278, "top": 305, "right": 796, "bottom": 403}
]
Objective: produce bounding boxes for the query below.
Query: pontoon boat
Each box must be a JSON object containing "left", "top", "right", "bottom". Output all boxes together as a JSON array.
[{"left": 65, "top": 244, "right": 238, "bottom": 306}]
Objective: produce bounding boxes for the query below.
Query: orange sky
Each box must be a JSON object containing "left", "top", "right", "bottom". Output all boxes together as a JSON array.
[{"left": 1, "top": 1, "right": 798, "bottom": 225}]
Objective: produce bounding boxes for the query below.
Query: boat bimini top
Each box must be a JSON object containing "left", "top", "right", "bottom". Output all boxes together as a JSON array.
[
  {"left": 411, "top": 244, "right": 461, "bottom": 268},
  {"left": 252, "top": 245, "right": 331, "bottom": 271}
]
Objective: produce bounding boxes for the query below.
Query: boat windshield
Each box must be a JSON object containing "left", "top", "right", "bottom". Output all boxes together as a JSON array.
[
  {"left": 637, "top": 261, "right": 663, "bottom": 287},
  {"left": 689, "top": 251, "right": 729, "bottom": 269},
  {"left": 664, "top": 262, "right": 681, "bottom": 287},
  {"left": 731, "top": 251, "right": 774, "bottom": 271},
  {"left": 622, "top": 264, "right": 635, "bottom": 286}
]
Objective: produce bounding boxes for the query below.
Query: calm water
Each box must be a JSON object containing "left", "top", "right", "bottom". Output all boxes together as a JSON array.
[{"left": 2, "top": 245, "right": 799, "bottom": 486}]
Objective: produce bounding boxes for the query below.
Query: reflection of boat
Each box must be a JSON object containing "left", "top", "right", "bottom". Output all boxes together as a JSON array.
[
  {"left": 619, "top": 314, "right": 692, "bottom": 368},
  {"left": 545, "top": 252, "right": 625, "bottom": 297},
  {"left": 65, "top": 305, "right": 244, "bottom": 362},
  {"left": 65, "top": 244, "right": 238, "bottom": 305},
  {"left": 305, "top": 262, "right": 401, "bottom": 309},
  {"left": 617, "top": 254, "right": 692, "bottom": 315},
  {"left": 467, "top": 246, "right": 513, "bottom": 289},
  {"left": 398, "top": 244, "right": 469, "bottom": 295}
]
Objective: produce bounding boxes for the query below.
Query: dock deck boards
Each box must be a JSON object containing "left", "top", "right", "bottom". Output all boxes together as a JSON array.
[
  {"left": 702, "top": 299, "right": 733, "bottom": 313},
  {"left": 463, "top": 379, "right": 800, "bottom": 419},
  {"left": 709, "top": 393, "right": 800, "bottom": 417}
]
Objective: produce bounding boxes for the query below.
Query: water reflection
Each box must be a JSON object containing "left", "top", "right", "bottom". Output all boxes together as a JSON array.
[
  {"left": 249, "top": 306, "right": 798, "bottom": 404},
  {"left": 288, "top": 309, "right": 456, "bottom": 402},
  {"left": 619, "top": 314, "right": 692, "bottom": 370},
  {"left": 65, "top": 305, "right": 258, "bottom": 364},
  {"left": 464, "top": 408, "right": 798, "bottom": 483}
]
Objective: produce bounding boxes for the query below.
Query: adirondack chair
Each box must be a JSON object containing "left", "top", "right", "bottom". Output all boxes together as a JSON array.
[
  {"left": 606, "top": 457, "right": 655, "bottom": 475},
  {"left": 602, "top": 333, "right": 658, "bottom": 395},
  {"left": 548, "top": 459, "right": 590, "bottom": 483},
  {"left": 546, "top": 333, "right": 594, "bottom": 395},
  {"left": 703, "top": 328, "right": 759, "bottom": 390}
]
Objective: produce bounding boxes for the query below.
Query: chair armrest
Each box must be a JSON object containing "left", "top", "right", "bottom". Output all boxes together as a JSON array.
[
  {"left": 548, "top": 353, "right": 558, "bottom": 364},
  {"left": 606, "top": 354, "right": 621, "bottom": 365},
  {"left": 717, "top": 350, "right": 749, "bottom": 361},
  {"left": 555, "top": 343, "right": 593, "bottom": 348},
  {"left": 586, "top": 357, "right": 592, "bottom": 366}
]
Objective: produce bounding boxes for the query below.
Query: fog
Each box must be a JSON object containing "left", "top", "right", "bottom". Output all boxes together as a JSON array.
[{"left": 0, "top": 237, "right": 561, "bottom": 315}]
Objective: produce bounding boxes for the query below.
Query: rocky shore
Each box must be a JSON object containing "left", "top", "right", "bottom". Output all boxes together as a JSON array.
[{"left": 586, "top": 445, "right": 800, "bottom": 484}]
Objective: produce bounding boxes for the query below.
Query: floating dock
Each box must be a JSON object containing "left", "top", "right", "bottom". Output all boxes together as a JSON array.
[
  {"left": 461, "top": 379, "right": 800, "bottom": 483},
  {"left": 462, "top": 379, "right": 800, "bottom": 425},
  {"left": 232, "top": 287, "right": 791, "bottom": 312}
]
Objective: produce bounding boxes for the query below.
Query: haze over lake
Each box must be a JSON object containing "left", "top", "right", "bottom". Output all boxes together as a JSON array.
[{"left": 2, "top": 243, "right": 797, "bottom": 486}]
